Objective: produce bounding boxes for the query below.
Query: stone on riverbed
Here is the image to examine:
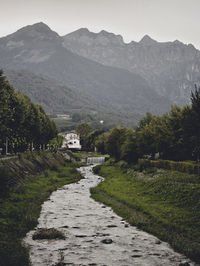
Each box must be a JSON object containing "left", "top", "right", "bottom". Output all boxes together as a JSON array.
[{"left": 101, "top": 238, "right": 113, "bottom": 244}]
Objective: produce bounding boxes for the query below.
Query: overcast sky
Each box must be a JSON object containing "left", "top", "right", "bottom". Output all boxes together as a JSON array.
[{"left": 1, "top": 0, "right": 200, "bottom": 48}]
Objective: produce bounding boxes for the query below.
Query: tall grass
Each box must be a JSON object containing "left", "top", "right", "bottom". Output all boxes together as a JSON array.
[{"left": 0, "top": 153, "right": 82, "bottom": 266}]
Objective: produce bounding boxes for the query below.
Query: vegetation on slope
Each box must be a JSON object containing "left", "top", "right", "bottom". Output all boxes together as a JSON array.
[
  {"left": 91, "top": 162, "right": 200, "bottom": 263},
  {"left": 0, "top": 70, "right": 57, "bottom": 154},
  {"left": 0, "top": 151, "right": 82, "bottom": 266}
]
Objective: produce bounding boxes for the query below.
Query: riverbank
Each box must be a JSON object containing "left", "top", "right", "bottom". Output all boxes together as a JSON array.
[
  {"left": 91, "top": 162, "right": 200, "bottom": 263},
  {"left": 24, "top": 165, "right": 192, "bottom": 266},
  {"left": 0, "top": 151, "right": 83, "bottom": 266}
]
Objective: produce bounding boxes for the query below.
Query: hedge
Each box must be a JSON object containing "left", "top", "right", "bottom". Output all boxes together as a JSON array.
[{"left": 138, "top": 159, "right": 200, "bottom": 175}]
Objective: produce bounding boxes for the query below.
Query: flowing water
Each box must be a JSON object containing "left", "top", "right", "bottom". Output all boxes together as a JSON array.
[
  {"left": 87, "top": 157, "right": 105, "bottom": 165},
  {"left": 24, "top": 165, "right": 195, "bottom": 266}
]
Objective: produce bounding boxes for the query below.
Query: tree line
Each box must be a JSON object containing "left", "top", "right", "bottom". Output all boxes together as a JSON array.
[
  {"left": 0, "top": 70, "right": 57, "bottom": 154},
  {"left": 77, "top": 86, "right": 200, "bottom": 163}
]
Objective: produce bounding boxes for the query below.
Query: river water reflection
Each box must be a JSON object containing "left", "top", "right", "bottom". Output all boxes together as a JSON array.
[{"left": 24, "top": 165, "right": 194, "bottom": 266}]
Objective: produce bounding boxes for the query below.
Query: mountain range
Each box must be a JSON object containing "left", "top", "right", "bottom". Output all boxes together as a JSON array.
[
  {"left": 63, "top": 28, "right": 200, "bottom": 106},
  {"left": 1, "top": 22, "right": 200, "bottom": 126}
]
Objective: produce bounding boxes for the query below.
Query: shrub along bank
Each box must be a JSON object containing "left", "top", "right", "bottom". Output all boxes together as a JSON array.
[
  {"left": 0, "top": 151, "right": 83, "bottom": 266},
  {"left": 138, "top": 159, "right": 200, "bottom": 175},
  {"left": 91, "top": 161, "right": 200, "bottom": 263}
]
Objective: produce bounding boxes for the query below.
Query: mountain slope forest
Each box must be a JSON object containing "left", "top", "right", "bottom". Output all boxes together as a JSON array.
[
  {"left": 2, "top": 22, "right": 200, "bottom": 128},
  {"left": 0, "top": 22, "right": 177, "bottom": 125},
  {"left": 0, "top": 70, "right": 57, "bottom": 154}
]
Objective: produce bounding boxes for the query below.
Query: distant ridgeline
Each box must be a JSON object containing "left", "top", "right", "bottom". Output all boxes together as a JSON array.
[{"left": 0, "top": 70, "right": 57, "bottom": 154}]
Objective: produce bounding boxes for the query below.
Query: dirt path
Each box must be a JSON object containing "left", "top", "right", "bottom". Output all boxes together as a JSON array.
[{"left": 24, "top": 165, "right": 194, "bottom": 266}]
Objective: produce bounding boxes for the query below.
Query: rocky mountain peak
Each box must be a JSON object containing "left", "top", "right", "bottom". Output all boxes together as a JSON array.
[
  {"left": 64, "top": 28, "right": 124, "bottom": 46},
  {"left": 5, "top": 22, "right": 60, "bottom": 43},
  {"left": 98, "top": 30, "right": 124, "bottom": 44},
  {"left": 173, "top": 39, "right": 184, "bottom": 46},
  {"left": 68, "top": 28, "right": 91, "bottom": 36},
  {"left": 139, "top": 35, "right": 157, "bottom": 45}
]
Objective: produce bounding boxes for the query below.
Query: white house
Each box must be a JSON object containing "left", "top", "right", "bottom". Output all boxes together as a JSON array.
[{"left": 62, "top": 133, "right": 81, "bottom": 150}]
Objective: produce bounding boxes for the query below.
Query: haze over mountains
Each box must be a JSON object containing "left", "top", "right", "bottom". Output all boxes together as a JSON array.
[
  {"left": 63, "top": 28, "right": 200, "bottom": 106},
  {"left": 1, "top": 22, "right": 200, "bottom": 125}
]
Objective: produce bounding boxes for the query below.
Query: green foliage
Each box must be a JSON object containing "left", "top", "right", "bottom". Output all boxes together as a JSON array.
[
  {"left": 49, "top": 134, "right": 64, "bottom": 150},
  {"left": 0, "top": 70, "right": 57, "bottom": 154},
  {"left": 0, "top": 167, "right": 15, "bottom": 197},
  {"left": 95, "top": 132, "right": 108, "bottom": 154},
  {"left": 139, "top": 159, "right": 200, "bottom": 174},
  {"left": 105, "top": 127, "right": 129, "bottom": 161},
  {"left": 75, "top": 123, "right": 93, "bottom": 150},
  {"left": 91, "top": 164, "right": 200, "bottom": 263},
  {"left": 84, "top": 129, "right": 105, "bottom": 152},
  {"left": 76, "top": 123, "right": 92, "bottom": 139},
  {"left": 95, "top": 127, "right": 138, "bottom": 164},
  {"left": 135, "top": 91, "right": 200, "bottom": 161}
]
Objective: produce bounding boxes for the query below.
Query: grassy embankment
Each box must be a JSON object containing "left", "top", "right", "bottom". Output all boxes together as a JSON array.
[
  {"left": 0, "top": 151, "right": 83, "bottom": 266},
  {"left": 91, "top": 161, "right": 200, "bottom": 263}
]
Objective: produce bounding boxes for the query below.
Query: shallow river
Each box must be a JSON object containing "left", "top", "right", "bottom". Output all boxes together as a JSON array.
[{"left": 24, "top": 165, "right": 195, "bottom": 266}]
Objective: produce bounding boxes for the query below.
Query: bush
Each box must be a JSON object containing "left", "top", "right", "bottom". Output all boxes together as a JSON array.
[
  {"left": 116, "top": 160, "right": 128, "bottom": 169},
  {"left": 104, "top": 158, "right": 115, "bottom": 166},
  {"left": 32, "top": 228, "right": 65, "bottom": 240},
  {"left": 139, "top": 159, "right": 200, "bottom": 174},
  {"left": 0, "top": 167, "right": 14, "bottom": 197},
  {"left": 137, "top": 159, "right": 151, "bottom": 171},
  {"left": 50, "top": 164, "right": 59, "bottom": 171},
  {"left": 93, "top": 165, "right": 101, "bottom": 174}
]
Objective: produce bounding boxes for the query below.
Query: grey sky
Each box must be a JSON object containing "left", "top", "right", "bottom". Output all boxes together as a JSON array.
[{"left": 1, "top": 0, "right": 200, "bottom": 48}]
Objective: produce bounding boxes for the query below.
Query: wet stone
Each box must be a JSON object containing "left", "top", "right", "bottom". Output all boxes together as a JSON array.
[
  {"left": 107, "top": 224, "right": 117, "bottom": 228},
  {"left": 132, "top": 254, "right": 142, "bottom": 258},
  {"left": 101, "top": 238, "right": 113, "bottom": 244},
  {"left": 155, "top": 240, "right": 161, "bottom": 244}
]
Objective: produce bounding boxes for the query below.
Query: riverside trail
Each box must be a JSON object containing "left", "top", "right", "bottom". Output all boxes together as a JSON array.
[{"left": 24, "top": 165, "right": 194, "bottom": 266}]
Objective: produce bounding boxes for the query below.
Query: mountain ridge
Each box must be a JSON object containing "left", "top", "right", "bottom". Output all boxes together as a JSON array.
[
  {"left": 63, "top": 26, "right": 200, "bottom": 106},
  {"left": 0, "top": 22, "right": 172, "bottom": 117}
]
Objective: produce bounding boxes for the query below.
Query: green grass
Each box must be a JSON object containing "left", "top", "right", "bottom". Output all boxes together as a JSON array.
[
  {"left": 91, "top": 164, "right": 200, "bottom": 263},
  {"left": 0, "top": 161, "right": 82, "bottom": 266}
]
